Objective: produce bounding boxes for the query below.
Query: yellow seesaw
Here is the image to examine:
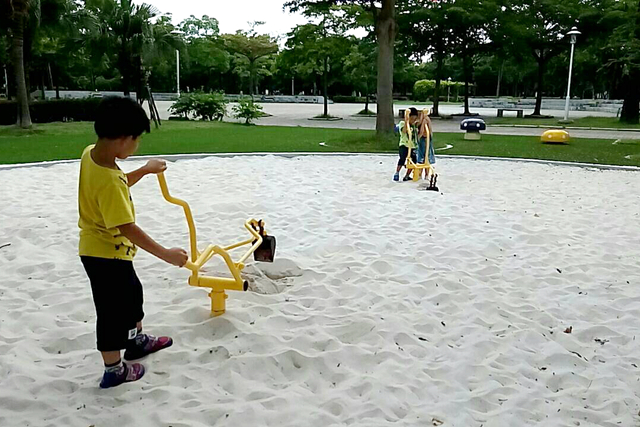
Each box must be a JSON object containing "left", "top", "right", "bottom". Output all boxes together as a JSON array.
[{"left": 157, "top": 172, "right": 276, "bottom": 317}]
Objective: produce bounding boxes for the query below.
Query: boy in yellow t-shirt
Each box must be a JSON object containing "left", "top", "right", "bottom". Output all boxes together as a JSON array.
[
  {"left": 79, "top": 96, "right": 188, "bottom": 389},
  {"left": 393, "top": 107, "right": 419, "bottom": 182}
]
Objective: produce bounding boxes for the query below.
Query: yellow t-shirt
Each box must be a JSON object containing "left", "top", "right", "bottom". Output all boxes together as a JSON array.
[{"left": 78, "top": 145, "right": 137, "bottom": 260}]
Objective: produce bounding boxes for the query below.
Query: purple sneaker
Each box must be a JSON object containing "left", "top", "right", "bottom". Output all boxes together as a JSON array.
[
  {"left": 124, "top": 334, "right": 173, "bottom": 361},
  {"left": 100, "top": 363, "right": 145, "bottom": 389}
]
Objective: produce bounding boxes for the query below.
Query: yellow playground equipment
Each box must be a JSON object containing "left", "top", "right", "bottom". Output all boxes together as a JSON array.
[
  {"left": 156, "top": 172, "right": 276, "bottom": 317},
  {"left": 406, "top": 146, "right": 434, "bottom": 182},
  {"left": 405, "top": 145, "right": 439, "bottom": 191},
  {"left": 402, "top": 109, "right": 438, "bottom": 191},
  {"left": 541, "top": 129, "right": 570, "bottom": 144}
]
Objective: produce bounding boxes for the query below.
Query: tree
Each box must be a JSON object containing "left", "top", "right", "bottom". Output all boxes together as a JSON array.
[
  {"left": 344, "top": 38, "right": 377, "bottom": 113},
  {"left": 445, "top": 0, "right": 498, "bottom": 115},
  {"left": 0, "top": 33, "right": 9, "bottom": 98},
  {"left": 285, "top": 0, "right": 398, "bottom": 135},
  {"left": 178, "top": 15, "right": 229, "bottom": 92},
  {"left": 223, "top": 24, "right": 278, "bottom": 97},
  {"left": 496, "top": 0, "right": 584, "bottom": 117},
  {"left": 398, "top": 0, "right": 453, "bottom": 116},
  {"left": 83, "top": 0, "right": 156, "bottom": 97},
  {"left": 29, "top": 0, "right": 87, "bottom": 99},
  {"left": 602, "top": 0, "right": 640, "bottom": 123},
  {"left": 142, "top": 14, "right": 184, "bottom": 92},
  {"left": 1, "top": 0, "right": 35, "bottom": 127},
  {"left": 284, "top": 15, "right": 350, "bottom": 116}
]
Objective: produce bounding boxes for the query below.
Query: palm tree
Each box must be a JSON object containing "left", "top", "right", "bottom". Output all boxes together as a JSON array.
[
  {"left": 1, "top": 0, "right": 35, "bottom": 128},
  {"left": 1, "top": 0, "right": 70, "bottom": 127},
  {"left": 84, "top": 0, "right": 180, "bottom": 99}
]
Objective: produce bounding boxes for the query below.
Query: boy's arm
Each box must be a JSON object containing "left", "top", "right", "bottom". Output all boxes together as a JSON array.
[
  {"left": 126, "top": 159, "right": 167, "bottom": 187},
  {"left": 119, "top": 223, "right": 188, "bottom": 267}
]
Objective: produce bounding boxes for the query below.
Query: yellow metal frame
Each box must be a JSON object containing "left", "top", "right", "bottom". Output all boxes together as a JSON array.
[
  {"left": 157, "top": 172, "right": 266, "bottom": 317},
  {"left": 406, "top": 145, "right": 435, "bottom": 182}
]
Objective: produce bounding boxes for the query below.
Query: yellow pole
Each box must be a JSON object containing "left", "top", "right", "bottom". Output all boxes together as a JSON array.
[{"left": 157, "top": 173, "right": 199, "bottom": 262}]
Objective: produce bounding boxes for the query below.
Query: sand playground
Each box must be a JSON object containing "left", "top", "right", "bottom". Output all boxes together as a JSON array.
[{"left": 0, "top": 154, "right": 639, "bottom": 427}]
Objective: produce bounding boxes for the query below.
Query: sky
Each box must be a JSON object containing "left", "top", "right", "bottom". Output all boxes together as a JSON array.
[{"left": 146, "top": 0, "right": 309, "bottom": 38}]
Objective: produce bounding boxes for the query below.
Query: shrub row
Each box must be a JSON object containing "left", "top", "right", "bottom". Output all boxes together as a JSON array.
[
  {"left": 0, "top": 98, "right": 103, "bottom": 125},
  {"left": 332, "top": 95, "right": 369, "bottom": 103}
]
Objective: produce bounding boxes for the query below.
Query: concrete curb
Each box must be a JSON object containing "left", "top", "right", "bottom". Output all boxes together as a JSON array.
[{"left": 1, "top": 152, "right": 638, "bottom": 172}]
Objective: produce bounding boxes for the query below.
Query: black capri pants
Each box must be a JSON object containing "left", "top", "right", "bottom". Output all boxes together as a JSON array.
[
  {"left": 397, "top": 145, "right": 417, "bottom": 167},
  {"left": 81, "top": 256, "right": 145, "bottom": 352}
]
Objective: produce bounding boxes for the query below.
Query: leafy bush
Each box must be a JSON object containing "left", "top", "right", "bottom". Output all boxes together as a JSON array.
[
  {"left": 169, "top": 94, "right": 196, "bottom": 119},
  {"left": 169, "top": 92, "right": 228, "bottom": 121},
  {"left": 232, "top": 98, "right": 263, "bottom": 125},
  {"left": 333, "top": 95, "right": 368, "bottom": 103},
  {"left": 0, "top": 98, "right": 103, "bottom": 125},
  {"left": 192, "top": 92, "right": 228, "bottom": 121},
  {"left": 413, "top": 79, "right": 467, "bottom": 102},
  {"left": 413, "top": 80, "right": 437, "bottom": 102}
]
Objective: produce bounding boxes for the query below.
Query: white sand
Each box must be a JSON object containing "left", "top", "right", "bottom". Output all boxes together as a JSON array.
[{"left": 1, "top": 155, "right": 639, "bottom": 427}]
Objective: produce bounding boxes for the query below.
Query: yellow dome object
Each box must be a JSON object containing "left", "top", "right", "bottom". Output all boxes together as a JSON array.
[{"left": 541, "top": 129, "right": 570, "bottom": 144}]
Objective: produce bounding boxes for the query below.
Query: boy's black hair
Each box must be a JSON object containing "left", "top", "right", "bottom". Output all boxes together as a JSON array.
[
  {"left": 94, "top": 96, "right": 151, "bottom": 139},
  {"left": 409, "top": 107, "right": 419, "bottom": 116}
]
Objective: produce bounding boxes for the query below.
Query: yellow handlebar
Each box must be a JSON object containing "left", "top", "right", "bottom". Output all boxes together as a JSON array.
[
  {"left": 157, "top": 172, "right": 199, "bottom": 263},
  {"left": 157, "top": 173, "right": 264, "bottom": 270}
]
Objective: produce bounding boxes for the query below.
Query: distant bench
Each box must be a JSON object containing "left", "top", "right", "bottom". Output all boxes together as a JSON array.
[{"left": 497, "top": 108, "right": 524, "bottom": 118}]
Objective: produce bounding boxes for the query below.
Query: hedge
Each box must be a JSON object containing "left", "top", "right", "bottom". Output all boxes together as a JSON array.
[
  {"left": 333, "top": 95, "right": 369, "bottom": 103},
  {"left": 0, "top": 98, "right": 103, "bottom": 126}
]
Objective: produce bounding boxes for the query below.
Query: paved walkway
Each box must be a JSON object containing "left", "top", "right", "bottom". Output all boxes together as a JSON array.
[{"left": 151, "top": 102, "right": 640, "bottom": 140}]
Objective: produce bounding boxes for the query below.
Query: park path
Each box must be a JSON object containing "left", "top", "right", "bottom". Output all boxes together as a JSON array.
[{"left": 151, "top": 101, "right": 640, "bottom": 140}]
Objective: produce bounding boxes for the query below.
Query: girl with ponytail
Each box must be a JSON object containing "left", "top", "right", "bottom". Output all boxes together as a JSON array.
[{"left": 416, "top": 109, "right": 436, "bottom": 179}]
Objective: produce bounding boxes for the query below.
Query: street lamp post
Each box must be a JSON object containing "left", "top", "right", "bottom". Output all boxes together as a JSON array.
[
  {"left": 170, "top": 30, "right": 185, "bottom": 97},
  {"left": 3, "top": 65, "right": 8, "bottom": 99},
  {"left": 563, "top": 27, "right": 581, "bottom": 122},
  {"left": 447, "top": 77, "right": 452, "bottom": 103},
  {"left": 176, "top": 49, "right": 180, "bottom": 97}
]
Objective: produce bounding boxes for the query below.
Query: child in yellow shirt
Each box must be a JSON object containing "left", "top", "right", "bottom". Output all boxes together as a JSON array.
[
  {"left": 393, "top": 107, "right": 419, "bottom": 181},
  {"left": 78, "top": 96, "right": 188, "bottom": 389}
]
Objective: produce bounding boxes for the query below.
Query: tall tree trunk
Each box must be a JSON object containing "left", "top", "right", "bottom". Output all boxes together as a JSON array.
[
  {"left": 364, "top": 81, "right": 369, "bottom": 113},
  {"left": 122, "top": 67, "right": 131, "bottom": 96},
  {"left": 375, "top": 0, "right": 396, "bottom": 135},
  {"left": 463, "top": 54, "right": 471, "bottom": 115},
  {"left": 496, "top": 59, "right": 504, "bottom": 98},
  {"left": 10, "top": 18, "right": 32, "bottom": 128},
  {"left": 433, "top": 49, "right": 443, "bottom": 117},
  {"left": 135, "top": 56, "right": 144, "bottom": 104},
  {"left": 609, "top": 64, "right": 621, "bottom": 99},
  {"left": 323, "top": 56, "right": 328, "bottom": 116},
  {"left": 249, "top": 59, "right": 256, "bottom": 99},
  {"left": 40, "top": 71, "right": 46, "bottom": 100},
  {"left": 532, "top": 53, "right": 545, "bottom": 116},
  {"left": 620, "top": 71, "right": 640, "bottom": 124},
  {"left": 120, "top": 36, "right": 131, "bottom": 96},
  {"left": 620, "top": 0, "right": 640, "bottom": 124}
]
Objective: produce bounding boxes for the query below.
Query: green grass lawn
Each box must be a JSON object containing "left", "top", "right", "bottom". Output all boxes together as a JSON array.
[
  {"left": 0, "top": 121, "right": 638, "bottom": 167},
  {"left": 485, "top": 116, "right": 640, "bottom": 129}
]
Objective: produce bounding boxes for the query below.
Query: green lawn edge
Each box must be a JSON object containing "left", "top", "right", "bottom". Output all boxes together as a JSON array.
[{"left": 1, "top": 121, "right": 638, "bottom": 167}]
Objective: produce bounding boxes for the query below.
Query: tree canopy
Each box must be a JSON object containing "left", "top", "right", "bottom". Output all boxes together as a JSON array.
[{"left": 1, "top": 0, "right": 639, "bottom": 127}]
